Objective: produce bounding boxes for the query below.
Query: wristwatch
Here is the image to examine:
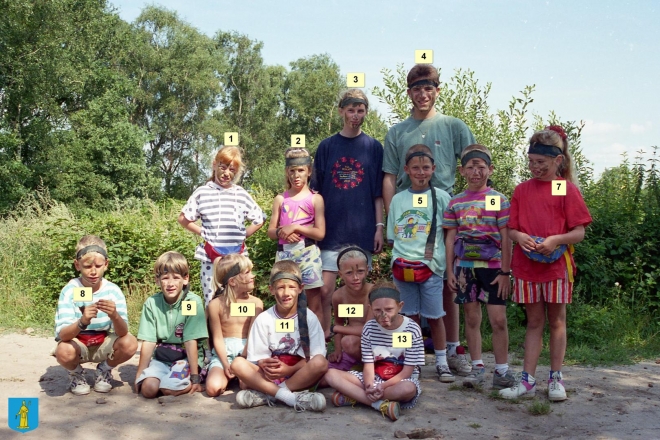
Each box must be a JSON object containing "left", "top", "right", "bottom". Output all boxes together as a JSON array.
[
  {"left": 497, "top": 270, "right": 511, "bottom": 276},
  {"left": 190, "top": 374, "right": 201, "bottom": 384},
  {"left": 77, "top": 319, "right": 89, "bottom": 330}
]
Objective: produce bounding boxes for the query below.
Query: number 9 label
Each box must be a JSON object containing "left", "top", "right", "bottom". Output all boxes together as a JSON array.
[{"left": 182, "top": 301, "right": 196, "bottom": 316}]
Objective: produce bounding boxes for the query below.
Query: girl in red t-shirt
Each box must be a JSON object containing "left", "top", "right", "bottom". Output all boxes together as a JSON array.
[{"left": 499, "top": 126, "right": 592, "bottom": 402}]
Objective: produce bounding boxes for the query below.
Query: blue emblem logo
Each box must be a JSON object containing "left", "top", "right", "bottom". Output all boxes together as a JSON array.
[{"left": 8, "top": 398, "right": 39, "bottom": 433}]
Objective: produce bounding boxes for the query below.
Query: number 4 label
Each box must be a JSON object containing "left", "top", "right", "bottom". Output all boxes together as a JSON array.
[
  {"left": 338, "top": 304, "right": 364, "bottom": 318},
  {"left": 182, "top": 301, "right": 197, "bottom": 316},
  {"left": 415, "top": 50, "right": 433, "bottom": 64},
  {"left": 552, "top": 180, "right": 567, "bottom": 196},
  {"left": 393, "top": 332, "right": 412, "bottom": 348},
  {"left": 485, "top": 195, "right": 501, "bottom": 211}
]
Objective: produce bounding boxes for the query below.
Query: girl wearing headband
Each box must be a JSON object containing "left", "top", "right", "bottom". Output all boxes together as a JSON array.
[
  {"left": 178, "top": 145, "right": 266, "bottom": 306},
  {"left": 206, "top": 254, "right": 263, "bottom": 397},
  {"left": 499, "top": 127, "right": 591, "bottom": 402},
  {"left": 268, "top": 147, "right": 326, "bottom": 324}
]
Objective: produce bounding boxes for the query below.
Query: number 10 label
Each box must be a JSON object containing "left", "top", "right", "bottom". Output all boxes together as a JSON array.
[
  {"left": 230, "top": 303, "right": 256, "bottom": 317},
  {"left": 338, "top": 304, "right": 364, "bottom": 318},
  {"left": 392, "top": 332, "right": 412, "bottom": 348}
]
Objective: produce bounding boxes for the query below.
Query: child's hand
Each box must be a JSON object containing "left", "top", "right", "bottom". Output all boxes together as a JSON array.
[
  {"left": 327, "top": 350, "right": 343, "bottom": 363},
  {"left": 491, "top": 274, "right": 511, "bottom": 299},
  {"left": 96, "top": 299, "right": 118, "bottom": 319},
  {"left": 224, "top": 365, "right": 236, "bottom": 380},
  {"left": 534, "top": 236, "right": 559, "bottom": 256},
  {"left": 259, "top": 357, "right": 283, "bottom": 380},
  {"left": 446, "top": 272, "right": 458, "bottom": 294},
  {"left": 79, "top": 304, "right": 98, "bottom": 325},
  {"left": 188, "top": 383, "right": 203, "bottom": 394},
  {"left": 365, "top": 383, "right": 383, "bottom": 401},
  {"left": 517, "top": 233, "right": 537, "bottom": 253},
  {"left": 278, "top": 225, "right": 301, "bottom": 243}
]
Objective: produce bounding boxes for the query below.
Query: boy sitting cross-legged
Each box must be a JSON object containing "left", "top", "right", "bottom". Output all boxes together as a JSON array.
[
  {"left": 231, "top": 260, "right": 328, "bottom": 411},
  {"left": 54, "top": 235, "right": 138, "bottom": 395},
  {"left": 324, "top": 283, "right": 425, "bottom": 422},
  {"left": 134, "top": 251, "right": 208, "bottom": 398}
]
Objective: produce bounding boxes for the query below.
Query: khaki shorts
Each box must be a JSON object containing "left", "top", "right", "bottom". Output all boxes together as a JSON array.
[{"left": 60, "top": 333, "right": 119, "bottom": 363}]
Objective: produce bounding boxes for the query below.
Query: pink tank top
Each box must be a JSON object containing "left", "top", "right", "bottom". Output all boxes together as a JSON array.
[{"left": 279, "top": 191, "right": 316, "bottom": 245}]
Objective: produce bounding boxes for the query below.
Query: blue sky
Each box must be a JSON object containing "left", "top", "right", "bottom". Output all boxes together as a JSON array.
[{"left": 110, "top": 0, "right": 659, "bottom": 178}]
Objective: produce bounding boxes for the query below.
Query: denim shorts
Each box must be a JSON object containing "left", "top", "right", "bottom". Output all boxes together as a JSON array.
[{"left": 393, "top": 272, "right": 445, "bottom": 319}]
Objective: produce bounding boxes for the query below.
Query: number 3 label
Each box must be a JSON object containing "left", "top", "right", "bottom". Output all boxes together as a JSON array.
[
  {"left": 412, "top": 194, "right": 428, "bottom": 208},
  {"left": 346, "top": 72, "right": 365, "bottom": 88},
  {"left": 552, "top": 180, "right": 567, "bottom": 196}
]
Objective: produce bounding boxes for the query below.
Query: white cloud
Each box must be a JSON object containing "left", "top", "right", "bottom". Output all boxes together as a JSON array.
[
  {"left": 582, "top": 120, "right": 622, "bottom": 135},
  {"left": 630, "top": 122, "right": 653, "bottom": 134}
]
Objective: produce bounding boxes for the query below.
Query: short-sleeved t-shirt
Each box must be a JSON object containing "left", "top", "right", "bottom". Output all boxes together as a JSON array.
[
  {"left": 246, "top": 307, "right": 326, "bottom": 362},
  {"left": 509, "top": 178, "right": 592, "bottom": 282},
  {"left": 137, "top": 291, "right": 208, "bottom": 366},
  {"left": 383, "top": 113, "right": 475, "bottom": 194},
  {"left": 55, "top": 278, "right": 128, "bottom": 340},
  {"left": 311, "top": 132, "right": 383, "bottom": 252},
  {"left": 443, "top": 188, "right": 510, "bottom": 269},
  {"left": 387, "top": 187, "right": 451, "bottom": 276},
  {"left": 361, "top": 316, "right": 425, "bottom": 367},
  {"left": 181, "top": 182, "right": 265, "bottom": 263}
]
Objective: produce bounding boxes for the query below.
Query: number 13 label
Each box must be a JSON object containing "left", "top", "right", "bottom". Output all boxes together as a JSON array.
[
  {"left": 393, "top": 332, "right": 412, "bottom": 348},
  {"left": 412, "top": 194, "right": 428, "bottom": 208}
]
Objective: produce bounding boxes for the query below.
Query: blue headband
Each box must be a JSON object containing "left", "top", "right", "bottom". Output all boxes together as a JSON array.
[
  {"left": 461, "top": 150, "right": 491, "bottom": 166},
  {"left": 76, "top": 245, "right": 108, "bottom": 260},
  {"left": 528, "top": 143, "right": 563, "bottom": 157},
  {"left": 339, "top": 97, "right": 368, "bottom": 108},
  {"left": 408, "top": 79, "right": 439, "bottom": 89},
  {"left": 369, "top": 287, "right": 401, "bottom": 304},
  {"left": 405, "top": 151, "right": 435, "bottom": 164}
]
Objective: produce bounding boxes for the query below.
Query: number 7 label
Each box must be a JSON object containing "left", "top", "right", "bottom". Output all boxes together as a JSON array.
[{"left": 552, "top": 180, "right": 566, "bottom": 196}]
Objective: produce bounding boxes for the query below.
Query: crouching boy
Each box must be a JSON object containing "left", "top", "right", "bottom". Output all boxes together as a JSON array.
[
  {"left": 324, "top": 283, "right": 424, "bottom": 421},
  {"left": 134, "top": 251, "right": 208, "bottom": 398},
  {"left": 54, "top": 235, "right": 138, "bottom": 395},
  {"left": 231, "top": 260, "right": 328, "bottom": 411}
]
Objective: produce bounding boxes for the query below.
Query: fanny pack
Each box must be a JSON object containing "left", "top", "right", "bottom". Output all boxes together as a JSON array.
[
  {"left": 374, "top": 361, "right": 404, "bottom": 380},
  {"left": 523, "top": 236, "right": 567, "bottom": 263},
  {"left": 154, "top": 343, "right": 187, "bottom": 363},
  {"left": 276, "top": 354, "right": 304, "bottom": 367},
  {"left": 454, "top": 236, "right": 500, "bottom": 261},
  {"left": 77, "top": 330, "right": 107, "bottom": 347},
  {"left": 204, "top": 241, "right": 245, "bottom": 261},
  {"left": 392, "top": 258, "right": 433, "bottom": 283}
]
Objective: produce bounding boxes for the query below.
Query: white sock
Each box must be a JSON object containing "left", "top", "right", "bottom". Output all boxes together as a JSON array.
[
  {"left": 68, "top": 365, "right": 83, "bottom": 374},
  {"left": 472, "top": 359, "right": 484, "bottom": 368},
  {"left": 278, "top": 381, "right": 289, "bottom": 390},
  {"left": 434, "top": 349, "right": 447, "bottom": 367},
  {"left": 371, "top": 399, "right": 384, "bottom": 410},
  {"left": 495, "top": 363, "right": 509, "bottom": 375},
  {"left": 446, "top": 342, "right": 459, "bottom": 356},
  {"left": 275, "top": 388, "right": 296, "bottom": 406}
]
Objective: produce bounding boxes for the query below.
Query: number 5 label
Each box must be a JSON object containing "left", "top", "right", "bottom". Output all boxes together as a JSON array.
[
  {"left": 182, "top": 301, "right": 197, "bottom": 316},
  {"left": 338, "top": 304, "right": 364, "bottom": 318},
  {"left": 412, "top": 194, "right": 428, "bottom": 208},
  {"left": 393, "top": 332, "right": 412, "bottom": 348},
  {"left": 552, "top": 180, "right": 567, "bottom": 196},
  {"left": 485, "top": 195, "right": 501, "bottom": 211},
  {"left": 230, "top": 303, "right": 256, "bottom": 317}
]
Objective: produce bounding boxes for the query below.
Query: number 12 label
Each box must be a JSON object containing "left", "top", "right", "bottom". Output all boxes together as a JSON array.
[
  {"left": 275, "top": 319, "right": 295, "bottom": 332},
  {"left": 392, "top": 332, "right": 412, "bottom": 348},
  {"left": 230, "top": 303, "right": 256, "bottom": 317},
  {"left": 338, "top": 304, "right": 364, "bottom": 318}
]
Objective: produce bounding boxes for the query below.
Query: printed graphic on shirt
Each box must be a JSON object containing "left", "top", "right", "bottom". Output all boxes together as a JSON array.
[
  {"left": 372, "top": 345, "right": 406, "bottom": 365},
  {"left": 175, "top": 322, "right": 184, "bottom": 339},
  {"left": 394, "top": 210, "right": 431, "bottom": 240},
  {"left": 273, "top": 333, "right": 300, "bottom": 356},
  {"left": 463, "top": 205, "right": 483, "bottom": 228},
  {"left": 331, "top": 157, "right": 364, "bottom": 190},
  {"left": 282, "top": 201, "right": 312, "bottom": 222}
]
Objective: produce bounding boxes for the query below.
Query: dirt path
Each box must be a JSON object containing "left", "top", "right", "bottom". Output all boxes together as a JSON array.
[{"left": 1, "top": 333, "right": 659, "bottom": 439}]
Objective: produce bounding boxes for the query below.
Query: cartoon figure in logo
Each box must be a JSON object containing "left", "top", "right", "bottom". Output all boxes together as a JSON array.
[
  {"left": 16, "top": 400, "right": 29, "bottom": 430},
  {"left": 464, "top": 205, "right": 480, "bottom": 228},
  {"left": 174, "top": 322, "right": 184, "bottom": 339},
  {"left": 403, "top": 217, "right": 418, "bottom": 238},
  {"left": 276, "top": 333, "right": 297, "bottom": 354}
]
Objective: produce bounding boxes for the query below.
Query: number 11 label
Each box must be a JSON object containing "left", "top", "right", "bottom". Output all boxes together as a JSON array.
[{"left": 275, "top": 319, "right": 295, "bottom": 333}]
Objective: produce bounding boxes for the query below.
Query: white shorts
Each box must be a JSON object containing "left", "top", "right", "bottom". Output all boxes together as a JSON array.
[
  {"left": 320, "top": 250, "right": 372, "bottom": 272},
  {"left": 209, "top": 337, "right": 246, "bottom": 370},
  {"left": 135, "top": 359, "right": 191, "bottom": 391}
]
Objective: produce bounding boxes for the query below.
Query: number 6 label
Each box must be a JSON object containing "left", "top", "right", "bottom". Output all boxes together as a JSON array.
[
  {"left": 485, "top": 195, "right": 501, "bottom": 211},
  {"left": 182, "top": 301, "right": 196, "bottom": 316},
  {"left": 552, "top": 180, "right": 567, "bottom": 196},
  {"left": 393, "top": 332, "right": 412, "bottom": 348}
]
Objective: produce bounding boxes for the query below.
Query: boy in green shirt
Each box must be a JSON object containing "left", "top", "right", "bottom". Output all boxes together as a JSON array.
[{"left": 134, "top": 251, "right": 208, "bottom": 398}]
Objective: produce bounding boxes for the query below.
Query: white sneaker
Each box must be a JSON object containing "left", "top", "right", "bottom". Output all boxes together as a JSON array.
[
  {"left": 236, "top": 390, "right": 274, "bottom": 408},
  {"left": 498, "top": 373, "right": 536, "bottom": 399},
  {"left": 447, "top": 347, "right": 471, "bottom": 376},
  {"left": 293, "top": 391, "right": 326, "bottom": 412},
  {"left": 436, "top": 364, "right": 455, "bottom": 383},
  {"left": 548, "top": 371, "right": 567, "bottom": 401},
  {"left": 69, "top": 370, "right": 91, "bottom": 395},
  {"left": 462, "top": 366, "right": 485, "bottom": 388},
  {"left": 94, "top": 365, "right": 113, "bottom": 393}
]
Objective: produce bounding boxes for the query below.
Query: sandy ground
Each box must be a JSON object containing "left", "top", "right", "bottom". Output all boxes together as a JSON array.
[{"left": 1, "top": 333, "right": 659, "bottom": 440}]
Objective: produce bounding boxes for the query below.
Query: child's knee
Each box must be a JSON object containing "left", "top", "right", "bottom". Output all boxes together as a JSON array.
[
  {"left": 114, "top": 333, "right": 138, "bottom": 355},
  {"left": 55, "top": 342, "right": 79, "bottom": 364},
  {"left": 308, "top": 354, "right": 329, "bottom": 373},
  {"left": 140, "top": 379, "right": 160, "bottom": 399}
]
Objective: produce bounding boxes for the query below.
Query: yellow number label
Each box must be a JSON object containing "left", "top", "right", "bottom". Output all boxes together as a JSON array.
[
  {"left": 337, "top": 304, "right": 364, "bottom": 318},
  {"left": 224, "top": 132, "right": 239, "bottom": 146},
  {"left": 182, "top": 301, "right": 196, "bottom": 316},
  {"left": 485, "top": 195, "right": 501, "bottom": 211},
  {"left": 346, "top": 72, "right": 365, "bottom": 88},
  {"left": 412, "top": 194, "right": 428, "bottom": 208},
  {"left": 230, "top": 303, "right": 256, "bottom": 317},
  {"left": 552, "top": 180, "right": 567, "bottom": 196},
  {"left": 73, "top": 287, "right": 93, "bottom": 303},
  {"left": 392, "top": 332, "right": 412, "bottom": 348},
  {"left": 275, "top": 319, "right": 294, "bottom": 333},
  {"left": 414, "top": 50, "right": 433, "bottom": 64},
  {"left": 291, "top": 134, "right": 305, "bottom": 148}
]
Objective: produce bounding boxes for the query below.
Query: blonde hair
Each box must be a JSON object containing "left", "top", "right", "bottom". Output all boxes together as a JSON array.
[
  {"left": 75, "top": 235, "right": 107, "bottom": 263},
  {"left": 338, "top": 89, "right": 369, "bottom": 109},
  {"left": 529, "top": 130, "right": 576, "bottom": 184},
  {"left": 283, "top": 147, "right": 313, "bottom": 190},
  {"left": 212, "top": 254, "right": 254, "bottom": 305},
  {"left": 461, "top": 144, "right": 492, "bottom": 161},
  {"left": 154, "top": 251, "right": 189, "bottom": 279},
  {"left": 269, "top": 260, "right": 302, "bottom": 286},
  {"left": 209, "top": 146, "right": 245, "bottom": 183}
]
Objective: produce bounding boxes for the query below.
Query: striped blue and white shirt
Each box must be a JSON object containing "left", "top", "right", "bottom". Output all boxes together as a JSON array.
[
  {"left": 181, "top": 182, "right": 266, "bottom": 263},
  {"left": 361, "top": 316, "right": 425, "bottom": 366},
  {"left": 54, "top": 278, "right": 128, "bottom": 339}
]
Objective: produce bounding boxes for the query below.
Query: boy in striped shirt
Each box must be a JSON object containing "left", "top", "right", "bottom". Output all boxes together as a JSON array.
[
  {"left": 324, "top": 284, "right": 424, "bottom": 421},
  {"left": 54, "top": 235, "right": 138, "bottom": 395}
]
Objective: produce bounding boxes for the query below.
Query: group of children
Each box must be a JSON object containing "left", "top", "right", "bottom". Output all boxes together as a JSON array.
[{"left": 53, "top": 80, "right": 591, "bottom": 419}]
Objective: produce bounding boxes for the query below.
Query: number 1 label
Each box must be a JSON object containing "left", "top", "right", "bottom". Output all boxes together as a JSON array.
[
  {"left": 552, "top": 180, "right": 566, "bottom": 196},
  {"left": 338, "top": 304, "right": 364, "bottom": 318},
  {"left": 224, "top": 132, "right": 239, "bottom": 146},
  {"left": 182, "top": 301, "right": 196, "bottom": 316}
]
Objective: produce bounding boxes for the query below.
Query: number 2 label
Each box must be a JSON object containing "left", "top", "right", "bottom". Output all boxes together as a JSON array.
[{"left": 291, "top": 134, "right": 305, "bottom": 148}]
